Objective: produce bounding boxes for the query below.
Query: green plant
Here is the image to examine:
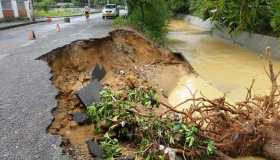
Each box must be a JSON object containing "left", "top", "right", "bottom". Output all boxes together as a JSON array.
[
  {"left": 190, "top": 0, "right": 214, "bottom": 19},
  {"left": 205, "top": 140, "right": 216, "bottom": 155},
  {"left": 187, "top": 0, "right": 280, "bottom": 36},
  {"left": 128, "top": 88, "right": 159, "bottom": 107},
  {"left": 87, "top": 87, "right": 215, "bottom": 159},
  {"left": 171, "top": 122, "right": 198, "bottom": 147},
  {"left": 271, "top": 0, "right": 280, "bottom": 36},
  {"left": 100, "top": 133, "right": 122, "bottom": 159},
  {"left": 126, "top": 0, "right": 170, "bottom": 44},
  {"left": 167, "top": 0, "right": 190, "bottom": 14},
  {"left": 113, "top": 16, "right": 128, "bottom": 28},
  {"left": 35, "top": 0, "right": 55, "bottom": 12},
  {"left": 209, "top": 0, "right": 273, "bottom": 34}
]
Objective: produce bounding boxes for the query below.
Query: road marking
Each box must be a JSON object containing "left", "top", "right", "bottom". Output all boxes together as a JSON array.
[{"left": 20, "top": 40, "right": 35, "bottom": 47}]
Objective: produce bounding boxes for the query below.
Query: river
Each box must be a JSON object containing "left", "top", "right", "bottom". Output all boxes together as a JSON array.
[{"left": 167, "top": 20, "right": 280, "bottom": 103}]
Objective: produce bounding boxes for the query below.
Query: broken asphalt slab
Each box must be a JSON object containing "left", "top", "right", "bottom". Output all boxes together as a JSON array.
[
  {"left": 86, "top": 140, "right": 105, "bottom": 158},
  {"left": 72, "top": 112, "right": 89, "bottom": 125},
  {"left": 92, "top": 64, "right": 106, "bottom": 81},
  {"left": 77, "top": 79, "right": 103, "bottom": 107}
]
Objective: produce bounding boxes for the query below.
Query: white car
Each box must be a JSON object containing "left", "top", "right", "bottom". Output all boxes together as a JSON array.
[
  {"left": 119, "top": 6, "right": 128, "bottom": 17},
  {"left": 102, "top": 4, "right": 119, "bottom": 19}
]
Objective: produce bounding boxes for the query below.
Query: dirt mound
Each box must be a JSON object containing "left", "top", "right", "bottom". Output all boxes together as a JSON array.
[{"left": 38, "top": 29, "right": 193, "bottom": 159}]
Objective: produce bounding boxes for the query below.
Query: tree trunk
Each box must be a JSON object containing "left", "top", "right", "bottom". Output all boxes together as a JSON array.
[{"left": 140, "top": 2, "right": 145, "bottom": 29}]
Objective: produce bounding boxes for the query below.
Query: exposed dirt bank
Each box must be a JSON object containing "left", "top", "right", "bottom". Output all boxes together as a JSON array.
[{"left": 38, "top": 29, "right": 194, "bottom": 159}]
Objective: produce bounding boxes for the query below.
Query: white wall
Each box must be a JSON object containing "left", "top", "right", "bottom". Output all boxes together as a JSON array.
[
  {"left": 0, "top": 2, "right": 4, "bottom": 19},
  {"left": 11, "top": 0, "right": 19, "bottom": 18}
]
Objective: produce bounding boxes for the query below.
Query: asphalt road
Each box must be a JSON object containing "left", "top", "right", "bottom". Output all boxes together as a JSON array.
[{"left": 0, "top": 13, "right": 112, "bottom": 160}]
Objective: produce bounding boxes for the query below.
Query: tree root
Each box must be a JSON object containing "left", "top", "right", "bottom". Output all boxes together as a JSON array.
[{"left": 161, "top": 48, "right": 280, "bottom": 159}]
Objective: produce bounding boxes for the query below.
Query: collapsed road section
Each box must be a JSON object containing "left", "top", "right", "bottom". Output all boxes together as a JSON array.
[
  {"left": 38, "top": 29, "right": 280, "bottom": 160},
  {"left": 38, "top": 29, "right": 194, "bottom": 159}
]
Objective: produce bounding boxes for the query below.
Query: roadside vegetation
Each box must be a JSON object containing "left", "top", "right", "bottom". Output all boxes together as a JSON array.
[
  {"left": 86, "top": 87, "right": 216, "bottom": 159},
  {"left": 114, "top": 0, "right": 170, "bottom": 44},
  {"left": 34, "top": 0, "right": 83, "bottom": 17},
  {"left": 114, "top": 0, "right": 280, "bottom": 44},
  {"left": 189, "top": 0, "right": 280, "bottom": 36},
  {"left": 35, "top": 8, "right": 82, "bottom": 17}
]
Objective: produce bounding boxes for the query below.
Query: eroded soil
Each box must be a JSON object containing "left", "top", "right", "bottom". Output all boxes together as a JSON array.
[{"left": 39, "top": 29, "right": 194, "bottom": 159}]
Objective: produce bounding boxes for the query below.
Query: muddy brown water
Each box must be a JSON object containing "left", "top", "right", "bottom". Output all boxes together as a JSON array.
[
  {"left": 167, "top": 20, "right": 278, "bottom": 160},
  {"left": 168, "top": 20, "right": 280, "bottom": 103}
]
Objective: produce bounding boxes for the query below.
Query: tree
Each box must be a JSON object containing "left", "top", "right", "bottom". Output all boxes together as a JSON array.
[
  {"left": 127, "top": 0, "right": 169, "bottom": 43},
  {"left": 36, "top": 0, "right": 55, "bottom": 12},
  {"left": 167, "top": 0, "right": 190, "bottom": 14}
]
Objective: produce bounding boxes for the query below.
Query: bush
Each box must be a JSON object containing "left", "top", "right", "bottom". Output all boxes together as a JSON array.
[
  {"left": 112, "top": 16, "right": 128, "bottom": 28},
  {"left": 189, "top": 0, "right": 215, "bottom": 20},
  {"left": 127, "top": 0, "right": 170, "bottom": 44},
  {"left": 167, "top": 0, "right": 190, "bottom": 14},
  {"left": 211, "top": 0, "right": 272, "bottom": 34},
  {"left": 35, "top": 0, "right": 55, "bottom": 12},
  {"left": 271, "top": 0, "right": 280, "bottom": 36}
]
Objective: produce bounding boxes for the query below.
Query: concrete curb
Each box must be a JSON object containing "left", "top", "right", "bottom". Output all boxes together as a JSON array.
[{"left": 0, "top": 20, "right": 46, "bottom": 30}]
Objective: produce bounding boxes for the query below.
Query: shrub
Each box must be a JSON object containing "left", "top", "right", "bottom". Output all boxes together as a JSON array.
[
  {"left": 128, "top": 0, "right": 170, "bottom": 44},
  {"left": 211, "top": 0, "right": 272, "bottom": 34},
  {"left": 271, "top": 0, "right": 280, "bottom": 36},
  {"left": 35, "top": 0, "right": 55, "bottom": 12},
  {"left": 189, "top": 0, "right": 215, "bottom": 19},
  {"left": 112, "top": 16, "right": 128, "bottom": 28},
  {"left": 86, "top": 87, "right": 215, "bottom": 159},
  {"left": 167, "top": 0, "right": 190, "bottom": 14}
]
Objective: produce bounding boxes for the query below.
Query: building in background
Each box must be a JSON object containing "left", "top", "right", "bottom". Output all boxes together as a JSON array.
[{"left": 0, "top": 0, "right": 31, "bottom": 20}]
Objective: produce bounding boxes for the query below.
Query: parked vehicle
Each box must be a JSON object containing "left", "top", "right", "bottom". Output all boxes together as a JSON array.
[
  {"left": 119, "top": 5, "right": 128, "bottom": 18},
  {"left": 102, "top": 4, "right": 119, "bottom": 19}
]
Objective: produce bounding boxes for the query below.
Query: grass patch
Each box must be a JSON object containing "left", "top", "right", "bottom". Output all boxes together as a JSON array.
[{"left": 35, "top": 9, "right": 82, "bottom": 17}]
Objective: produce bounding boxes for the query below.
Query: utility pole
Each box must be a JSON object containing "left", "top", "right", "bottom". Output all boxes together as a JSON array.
[
  {"left": 28, "top": 0, "right": 35, "bottom": 21},
  {"left": 88, "top": 0, "right": 91, "bottom": 8}
]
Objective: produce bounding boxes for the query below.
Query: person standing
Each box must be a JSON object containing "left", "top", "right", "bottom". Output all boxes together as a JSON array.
[{"left": 84, "top": 6, "right": 90, "bottom": 21}]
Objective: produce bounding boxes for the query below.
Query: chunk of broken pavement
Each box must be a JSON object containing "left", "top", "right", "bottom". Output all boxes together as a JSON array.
[
  {"left": 72, "top": 112, "right": 89, "bottom": 125},
  {"left": 92, "top": 64, "right": 106, "bottom": 81},
  {"left": 77, "top": 79, "right": 102, "bottom": 106},
  {"left": 86, "top": 140, "right": 105, "bottom": 158}
]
